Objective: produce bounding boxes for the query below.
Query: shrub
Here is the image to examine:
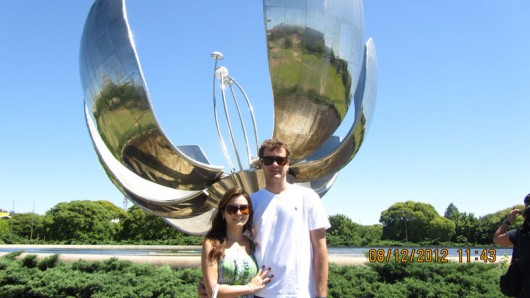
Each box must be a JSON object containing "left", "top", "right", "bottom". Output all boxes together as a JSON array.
[{"left": 0, "top": 256, "right": 506, "bottom": 297}]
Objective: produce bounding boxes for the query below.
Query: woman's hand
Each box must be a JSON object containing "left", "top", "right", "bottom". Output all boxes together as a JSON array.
[{"left": 247, "top": 266, "right": 274, "bottom": 294}]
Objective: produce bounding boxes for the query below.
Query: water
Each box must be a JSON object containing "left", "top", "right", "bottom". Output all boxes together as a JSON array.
[
  {"left": 0, "top": 246, "right": 200, "bottom": 256},
  {"left": 0, "top": 245, "right": 512, "bottom": 258}
]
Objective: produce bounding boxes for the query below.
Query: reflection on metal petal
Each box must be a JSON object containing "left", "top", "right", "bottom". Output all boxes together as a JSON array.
[
  {"left": 206, "top": 169, "right": 267, "bottom": 207},
  {"left": 163, "top": 211, "right": 216, "bottom": 236},
  {"left": 86, "top": 106, "right": 211, "bottom": 219},
  {"left": 87, "top": 105, "right": 213, "bottom": 235},
  {"left": 289, "top": 38, "right": 377, "bottom": 182},
  {"left": 293, "top": 136, "right": 341, "bottom": 196},
  {"left": 80, "top": 0, "right": 224, "bottom": 223},
  {"left": 265, "top": 0, "right": 366, "bottom": 162},
  {"left": 80, "top": 0, "right": 224, "bottom": 188},
  {"left": 80, "top": 0, "right": 377, "bottom": 234}
]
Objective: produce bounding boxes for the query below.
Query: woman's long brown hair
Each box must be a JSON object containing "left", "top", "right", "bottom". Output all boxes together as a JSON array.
[{"left": 204, "top": 187, "right": 254, "bottom": 262}]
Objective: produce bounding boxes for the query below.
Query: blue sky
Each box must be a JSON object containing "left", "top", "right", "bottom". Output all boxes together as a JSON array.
[{"left": 1, "top": 1, "right": 529, "bottom": 226}]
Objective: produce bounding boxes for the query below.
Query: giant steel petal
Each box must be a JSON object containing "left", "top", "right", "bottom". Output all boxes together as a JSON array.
[
  {"left": 79, "top": 0, "right": 224, "bottom": 220},
  {"left": 86, "top": 106, "right": 212, "bottom": 220},
  {"left": 290, "top": 38, "right": 377, "bottom": 182},
  {"left": 265, "top": 0, "right": 366, "bottom": 162},
  {"left": 163, "top": 211, "right": 215, "bottom": 236}
]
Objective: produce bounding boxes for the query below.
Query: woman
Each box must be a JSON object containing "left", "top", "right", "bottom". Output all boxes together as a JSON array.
[
  {"left": 494, "top": 205, "right": 530, "bottom": 297},
  {"left": 201, "top": 187, "right": 273, "bottom": 298}
]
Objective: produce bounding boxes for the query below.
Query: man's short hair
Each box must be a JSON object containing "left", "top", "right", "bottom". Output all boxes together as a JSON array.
[
  {"left": 258, "top": 138, "right": 291, "bottom": 160},
  {"left": 524, "top": 194, "right": 530, "bottom": 206}
]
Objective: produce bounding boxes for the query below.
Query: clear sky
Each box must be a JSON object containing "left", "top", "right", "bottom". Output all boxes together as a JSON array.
[{"left": 1, "top": 1, "right": 529, "bottom": 226}]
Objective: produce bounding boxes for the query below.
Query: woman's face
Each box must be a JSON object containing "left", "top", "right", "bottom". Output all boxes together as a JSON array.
[{"left": 224, "top": 195, "right": 250, "bottom": 228}]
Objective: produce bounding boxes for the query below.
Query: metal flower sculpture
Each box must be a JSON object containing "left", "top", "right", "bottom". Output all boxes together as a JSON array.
[{"left": 79, "top": 0, "right": 377, "bottom": 234}]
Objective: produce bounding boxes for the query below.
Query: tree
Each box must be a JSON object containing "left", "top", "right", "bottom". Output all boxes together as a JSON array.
[
  {"left": 449, "top": 211, "right": 478, "bottom": 243},
  {"left": 358, "top": 224, "right": 383, "bottom": 245},
  {"left": 0, "top": 219, "right": 9, "bottom": 240},
  {"left": 444, "top": 203, "right": 459, "bottom": 219},
  {"left": 379, "top": 201, "right": 452, "bottom": 242},
  {"left": 119, "top": 205, "right": 168, "bottom": 240},
  {"left": 327, "top": 214, "right": 382, "bottom": 246},
  {"left": 328, "top": 214, "right": 362, "bottom": 246},
  {"left": 43, "top": 200, "right": 126, "bottom": 242},
  {"left": 118, "top": 205, "right": 201, "bottom": 244},
  {"left": 427, "top": 217, "right": 455, "bottom": 242},
  {"left": 444, "top": 203, "right": 477, "bottom": 243},
  {"left": 9, "top": 213, "right": 44, "bottom": 241}
]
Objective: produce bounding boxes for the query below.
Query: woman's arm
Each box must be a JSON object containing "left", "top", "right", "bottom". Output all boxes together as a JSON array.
[{"left": 200, "top": 240, "right": 218, "bottom": 297}]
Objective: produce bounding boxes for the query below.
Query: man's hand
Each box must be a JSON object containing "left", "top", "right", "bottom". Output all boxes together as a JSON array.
[
  {"left": 310, "top": 228, "right": 328, "bottom": 297},
  {"left": 506, "top": 209, "right": 521, "bottom": 224},
  {"left": 197, "top": 277, "right": 207, "bottom": 298}
]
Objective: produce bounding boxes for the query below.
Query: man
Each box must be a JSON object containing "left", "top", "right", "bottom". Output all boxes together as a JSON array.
[
  {"left": 493, "top": 205, "right": 530, "bottom": 296},
  {"left": 199, "top": 138, "right": 330, "bottom": 297},
  {"left": 251, "top": 138, "right": 330, "bottom": 297},
  {"left": 493, "top": 193, "right": 530, "bottom": 245}
]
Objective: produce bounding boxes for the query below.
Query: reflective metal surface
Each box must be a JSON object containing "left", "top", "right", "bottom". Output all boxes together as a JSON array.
[
  {"left": 211, "top": 56, "right": 260, "bottom": 172},
  {"left": 265, "top": 0, "right": 366, "bottom": 161},
  {"left": 80, "top": 0, "right": 224, "bottom": 234},
  {"left": 80, "top": 0, "right": 376, "bottom": 234},
  {"left": 289, "top": 38, "right": 377, "bottom": 182}
]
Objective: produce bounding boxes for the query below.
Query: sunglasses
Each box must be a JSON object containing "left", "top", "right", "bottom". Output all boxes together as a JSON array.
[
  {"left": 225, "top": 204, "right": 251, "bottom": 215},
  {"left": 261, "top": 156, "right": 288, "bottom": 166}
]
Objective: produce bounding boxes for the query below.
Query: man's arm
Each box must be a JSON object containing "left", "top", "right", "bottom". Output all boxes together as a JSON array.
[
  {"left": 310, "top": 228, "right": 328, "bottom": 298},
  {"left": 493, "top": 209, "right": 519, "bottom": 246}
]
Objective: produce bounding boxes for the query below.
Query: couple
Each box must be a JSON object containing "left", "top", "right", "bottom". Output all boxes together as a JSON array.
[{"left": 200, "top": 139, "right": 330, "bottom": 298}]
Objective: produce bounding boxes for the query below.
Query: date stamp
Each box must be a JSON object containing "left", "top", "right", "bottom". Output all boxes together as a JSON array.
[
  {"left": 367, "top": 248, "right": 497, "bottom": 263},
  {"left": 368, "top": 248, "right": 449, "bottom": 263}
]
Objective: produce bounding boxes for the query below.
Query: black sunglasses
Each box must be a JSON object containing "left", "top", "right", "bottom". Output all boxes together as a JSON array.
[
  {"left": 261, "top": 156, "right": 288, "bottom": 166},
  {"left": 225, "top": 204, "right": 250, "bottom": 215}
]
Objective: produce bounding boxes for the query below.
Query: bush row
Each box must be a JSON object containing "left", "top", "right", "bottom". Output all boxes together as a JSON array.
[{"left": 0, "top": 251, "right": 506, "bottom": 297}]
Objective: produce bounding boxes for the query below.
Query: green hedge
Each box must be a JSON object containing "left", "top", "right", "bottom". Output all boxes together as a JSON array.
[
  {"left": 0, "top": 252, "right": 200, "bottom": 298},
  {"left": 0, "top": 252, "right": 506, "bottom": 297},
  {"left": 329, "top": 261, "right": 505, "bottom": 297}
]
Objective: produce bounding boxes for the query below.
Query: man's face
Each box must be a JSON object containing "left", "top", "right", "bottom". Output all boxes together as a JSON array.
[{"left": 261, "top": 147, "right": 289, "bottom": 184}]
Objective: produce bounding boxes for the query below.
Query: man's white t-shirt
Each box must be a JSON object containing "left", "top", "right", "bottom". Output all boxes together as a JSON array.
[{"left": 251, "top": 184, "right": 331, "bottom": 298}]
